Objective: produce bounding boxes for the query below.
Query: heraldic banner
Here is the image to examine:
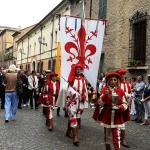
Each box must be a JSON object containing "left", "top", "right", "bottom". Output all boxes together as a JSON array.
[{"left": 60, "top": 16, "right": 105, "bottom": 90}]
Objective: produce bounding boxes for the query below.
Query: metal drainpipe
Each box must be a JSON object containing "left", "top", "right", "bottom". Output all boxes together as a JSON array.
[
  {"left": 39, "top": 26, "right": 43, "bottom": 73},
  {"left": 21, "top": 41, "right": 23, "bottom": 69},
  {"left": 27, "top": 36, "right": 29, "bottom": 70},
  {"left": 90, "top": 0, "right": 92, "bottom": 18},
  {"left": 51, "top": 15, "right": 55, "bottom": 59},
  {"left": 1, "top": 36, "right": 4, "bottom": 66}
]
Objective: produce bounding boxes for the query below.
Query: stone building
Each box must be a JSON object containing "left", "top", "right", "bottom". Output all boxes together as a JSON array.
[
  {"left": 0, "top": 28, "right": 18, "bottom": 67},
  {"left": 69, "top": 0, "right": 150, "bottom": 80},
  {"left": 0, "top": 25, "right": 34, "bottom": 68},
  {"left": 16, "top": 0, "right": 70, "bottom": 72},
  {"left": 101, "top": 0, "right": 150, "bottom": 80},
  {"left": 12, "top": 25, "right": 35, "bottom": 67}
]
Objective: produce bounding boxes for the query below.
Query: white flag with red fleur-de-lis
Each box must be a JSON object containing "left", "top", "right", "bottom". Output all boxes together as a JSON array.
[{"left": 60, "top": 16, "right": 105, "bottom": 90}]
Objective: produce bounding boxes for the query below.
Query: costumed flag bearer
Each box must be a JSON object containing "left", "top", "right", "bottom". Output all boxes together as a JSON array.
[
  {"left": 65, "top": 63, "right": 88, "bottom": 146},
  {"left": 93, "top": 72, "right": 128, "bottom": 150},
  {"left": 116, "top": 69, "right": 131, "bottom": 148}
]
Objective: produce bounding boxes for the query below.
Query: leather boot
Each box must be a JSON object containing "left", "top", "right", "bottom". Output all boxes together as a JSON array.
[
  {"left": 66, "top": 121, "right": 72, "bottom": 138},
  {"left": 46, "top": 119, "right": 49, "bottom": 126},
  {"left": 77, "top": 118, "right": 81, "bottom": 129},
  {"left": 48, "top": 119, "right": 53, "bottom": 131},
  {"left": 141, "top": 120, "right": 149, "bottom": 125},
  {"left": 72, "top": 127, "right": 80, "bottom": 146},
  {"left": 57, "top": 107, "right": 60, "bottom": 117},
  {"left": 105, "top": 144, "right": 112, "bottom": 150},
  {"left": 114, "top": 147, "right": 120, "bottom": 150},
  {"left": 120, "top": 130, "right": 129, "bottom": 148}
]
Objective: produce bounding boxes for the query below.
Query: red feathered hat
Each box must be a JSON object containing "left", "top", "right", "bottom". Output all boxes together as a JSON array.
[
  {"left": 105, "top": 72, "right": 122, "bottom": 83},
  {"left": 68, "top": 63, "right": 83, "bottom": 83},
  {"left": 116, "top": 69, "right": 127, "bottom": 75}
]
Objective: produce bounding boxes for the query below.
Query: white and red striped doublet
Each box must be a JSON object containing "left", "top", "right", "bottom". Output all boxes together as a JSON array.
[
  {"left": 98, "top": 86, "right": 128, "bottom": 149},
  {"left": 45, "top": 80, "right": 60, "bottom": 119},
  {"left": 66, "top": 76, "right": 87, "bottom": 127},
  {"left": 120, "top": 81, "right": 131, "bottom": 101}
]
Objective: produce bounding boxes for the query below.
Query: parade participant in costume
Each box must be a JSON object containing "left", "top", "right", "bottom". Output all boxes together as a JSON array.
[
  {"left": 116, "top": 69, "right": 131, "bottom": 148},
  {"left": 65, "top": 63, "right": 88, "bottom": 146},
  {"left": 93, "top": 72, "right": 128, "bottom": 150},
  {"left": 45, "top": 72, "right": 60, "bottom": 131},
  {"left": 38, "top": 79, "right": 49, "bottom": 126}
]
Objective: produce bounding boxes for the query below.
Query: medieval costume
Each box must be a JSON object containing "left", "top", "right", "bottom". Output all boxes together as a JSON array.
[
  {"left": 41, "top": 72, "right": 60, "bottom": 131},
  {"left": 65, "top": 63, "right": 88, "bottom": 146},
  {"left": 116, "top": 69, "right": 131, "bottom": 148},
  {"left": 93, "top": 72, "right": 128, "bottom": 150}
]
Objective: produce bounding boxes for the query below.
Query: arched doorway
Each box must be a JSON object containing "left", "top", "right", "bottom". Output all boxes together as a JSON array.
[{"left": 32, "top": 61, "right": 35, "bottom": 71}]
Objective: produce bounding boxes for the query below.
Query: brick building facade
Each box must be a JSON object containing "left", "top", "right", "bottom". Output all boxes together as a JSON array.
[
  {"left": 103, "top": 0, "right": 150, "bottom": 79},
  {"left": 70, "top": 0, "right": 150, "bottom": 79}
]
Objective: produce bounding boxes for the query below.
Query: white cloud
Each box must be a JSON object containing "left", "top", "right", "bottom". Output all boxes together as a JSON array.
[{"left": 0, "top": 0, "right": 62, "bottom": 28}]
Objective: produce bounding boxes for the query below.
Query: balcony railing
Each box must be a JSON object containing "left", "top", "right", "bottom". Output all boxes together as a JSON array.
[{"left": 128, "top": 58, "right": 145, "bottom": 67}]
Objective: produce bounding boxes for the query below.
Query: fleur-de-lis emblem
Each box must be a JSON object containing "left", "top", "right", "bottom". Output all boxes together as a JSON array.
[{"left": 65, "top": 25, "right": 97, "bottom": 70}]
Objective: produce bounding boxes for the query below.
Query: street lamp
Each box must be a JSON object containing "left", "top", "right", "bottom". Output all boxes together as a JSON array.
[
  {"left": 38, "top": 37, "right": 47, "bottom": 46},
  {"left": 38, "top": 36, "right": 47, "bottom": 73},
  {"left": 19, "top": 48, "right": 26, "bottom": 69}
]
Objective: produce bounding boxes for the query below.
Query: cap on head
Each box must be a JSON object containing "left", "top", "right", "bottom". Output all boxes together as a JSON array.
[
  {"left": 116, "top": 69, "right": 127, "bottom": 75},
  {"left": 49, "top": 72, "right": 58, "bottom": 77},
  {"left": 105, "top": 72, "right": 122, "bottom": 83}
]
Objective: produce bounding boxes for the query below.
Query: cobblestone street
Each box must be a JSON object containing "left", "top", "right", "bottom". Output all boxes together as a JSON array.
[{"left": 0, "top": 106, "right": 150, "bottom": 150}]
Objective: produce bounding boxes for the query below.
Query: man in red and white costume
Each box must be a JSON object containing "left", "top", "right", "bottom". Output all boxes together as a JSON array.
[
  {"left": 116, "top": 69, "right": 131, "bottom": 148},
  {"left": 44, "top": 72, "right": 60, "bottom": 131},
  {"left": 65, "top": 63, "right": 88, "bottom": 146},
  {"left": 93, "top": 72, "right": 128, "bottom": 150}
]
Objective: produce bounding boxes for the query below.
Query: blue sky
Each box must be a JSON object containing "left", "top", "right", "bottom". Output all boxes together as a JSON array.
[{"left": 0, "top": 0, "right": 62, "bottom": 28}]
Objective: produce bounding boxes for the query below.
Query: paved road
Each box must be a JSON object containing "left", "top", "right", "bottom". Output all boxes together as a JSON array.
[{"left": 0, "top": 106, "right": 150, "bottom": 150}]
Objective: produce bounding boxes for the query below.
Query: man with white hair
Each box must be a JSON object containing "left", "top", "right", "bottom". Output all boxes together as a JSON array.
[{"left": 3, "top": 64, "right": 18, "bottom": 122}]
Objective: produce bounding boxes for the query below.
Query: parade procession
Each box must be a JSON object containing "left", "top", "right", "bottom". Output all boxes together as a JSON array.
[{"left": 0, "top": 0, "right": 150, "bottom": 150}]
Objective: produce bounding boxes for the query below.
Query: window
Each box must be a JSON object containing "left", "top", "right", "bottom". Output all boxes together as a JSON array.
[
  {"left": 34, "top": 42, "right": 36, "bottom": 55},
  {"left": 40, "top": 61, "right": 43, "bottom": 73},
  {"left": 32, "top": 61, "right": 35, "bottom": 71},
  {"left": 128, "top": 11, "right": 148, "bottom": 67},
  {"left": 99, "top": 0, "right": 107, "bottom": 19},
  {"left": 52, "top": 59, "right": 56, "bottom": 72},
  {"left": 48, "top": 60, "right": 51, "bottom": 70},
  {"left": 37, "top": 62, "right": 40, "bottom": 73},
  {"left": 28, "top": 64, "right": 30, "bottom": 71}
]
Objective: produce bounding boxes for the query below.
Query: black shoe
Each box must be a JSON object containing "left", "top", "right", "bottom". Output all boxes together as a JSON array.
[
  {"left": 131, "top": 117, "right": 138, "bottom": 121},
  {"left": 31, "top": 107, "right": 33, "bottom": 109},
  {"left": 5, "top": 119, "right": 9, "bottom": 123},
  {"left": 1, "top": 106, "right": 5, "bottom": 109},
  {"left": 57, "top": 114, "right": 60, "bottom": 117},
  {"left": 18, "top": 106, "right": 22, "bottom": 109},
  {"left": 35, "top": 107, "right": 38, "bottom": 110},
  {"left": 136, "top": 119, "right": 142, "bottom": 123}
]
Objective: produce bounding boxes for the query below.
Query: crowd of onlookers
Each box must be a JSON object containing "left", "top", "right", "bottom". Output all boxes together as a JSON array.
[{"left": 0, "top": 66, "right": 51, "bottom": 110}]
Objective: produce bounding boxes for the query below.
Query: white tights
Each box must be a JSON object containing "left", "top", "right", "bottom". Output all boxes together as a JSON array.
[{"left": 143, "top": 101, "right": 150, "bottom": 120}]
